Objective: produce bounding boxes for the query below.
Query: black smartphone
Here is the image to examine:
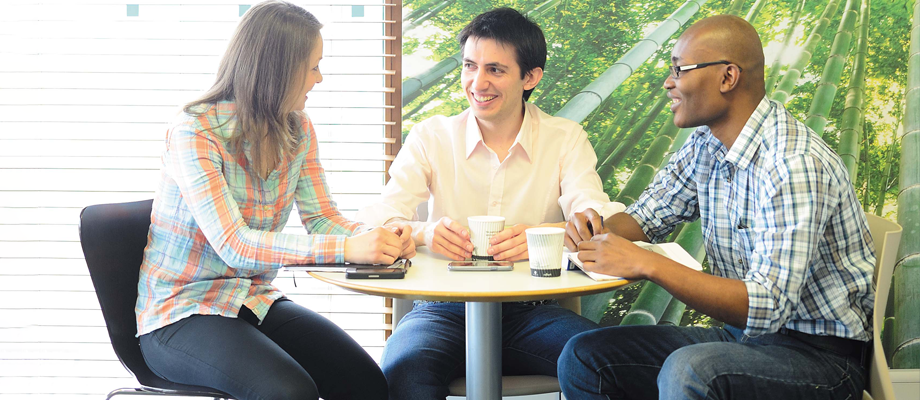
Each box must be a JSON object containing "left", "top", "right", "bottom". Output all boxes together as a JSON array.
[
  {"left": 447, "top": 261, "right": 514, "bottom": 271},
  {"left": 345, "top": 267, "right": 406, "bottom": 279}
]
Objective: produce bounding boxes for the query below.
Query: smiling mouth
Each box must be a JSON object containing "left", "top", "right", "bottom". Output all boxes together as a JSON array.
[
  {"left": 472, "top": 94, "right": 497, "bottom": 103},
  {"left": 669, "top": 97, "right": 681, "bottom": 112}
]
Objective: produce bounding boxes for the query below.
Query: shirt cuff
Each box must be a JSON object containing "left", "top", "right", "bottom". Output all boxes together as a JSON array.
[
  {"left": 310, "top": 234, "right": 348, "bottom": 264},
  {"left": 599, "top": 201, "right": 627, "bottom": 219},
  {"left": 742, "top": 277, "right": 778, "bottom": 336}
]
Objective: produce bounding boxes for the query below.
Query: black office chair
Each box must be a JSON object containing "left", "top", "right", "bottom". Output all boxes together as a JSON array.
[{"left": 79, "top": 199, "right": 234, "bottom": 399}]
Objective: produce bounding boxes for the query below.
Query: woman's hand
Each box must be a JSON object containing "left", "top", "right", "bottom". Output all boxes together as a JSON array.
[
  {"left": 384, "top": 223, "right": 416, "bottom": 259},
  {"left": 344, "top": 227, "right": 403, "bottom": 264}
]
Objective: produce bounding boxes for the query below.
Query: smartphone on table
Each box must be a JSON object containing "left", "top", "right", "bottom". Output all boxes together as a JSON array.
[
  {"left": 447, "top": 260, "right": 514, "bottom": 271},
  {"left": 345, "top": 267, "right": 406, "bottom": 279}
]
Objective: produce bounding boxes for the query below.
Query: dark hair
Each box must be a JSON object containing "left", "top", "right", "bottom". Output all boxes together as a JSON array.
[{"left": 458, "top": 7, "right": 546, "bottom": 101}]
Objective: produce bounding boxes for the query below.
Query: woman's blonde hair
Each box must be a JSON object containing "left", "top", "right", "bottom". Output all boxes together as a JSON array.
[{"left": 185, "top": 0, "right": 323, "bottom": 178}]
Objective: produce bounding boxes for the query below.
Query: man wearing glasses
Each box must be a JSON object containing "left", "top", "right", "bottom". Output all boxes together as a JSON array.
[{"left": 558, "top": 15, "right": 875, "bottom": 400}]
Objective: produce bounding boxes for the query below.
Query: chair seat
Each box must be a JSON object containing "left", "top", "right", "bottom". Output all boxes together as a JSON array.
[{"left": 448, "top": 375, "right": 560, "bottom": 396}]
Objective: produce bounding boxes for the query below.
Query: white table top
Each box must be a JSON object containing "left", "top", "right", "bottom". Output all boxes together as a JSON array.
[{"left": 306, "top": 247, "right": 633, "bottom": 302}]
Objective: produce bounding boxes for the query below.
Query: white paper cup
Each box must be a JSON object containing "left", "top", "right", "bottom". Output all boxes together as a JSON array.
[
  {"left": 468, "top": 216, "right": 506, "bottom": 260},
  {"left": 526, "top": 227, "right": 566, "bottom": 277}
]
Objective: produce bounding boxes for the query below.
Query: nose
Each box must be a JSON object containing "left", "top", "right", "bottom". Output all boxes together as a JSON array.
[
  {"left": 472, "top": 68, "right": 489, "bottom": 91},
  {"left": 663, "top": 74, "right": 675, "bottom": 90},
  {"left": 316, "top": 69, "right": 323, "bottom": 84}
]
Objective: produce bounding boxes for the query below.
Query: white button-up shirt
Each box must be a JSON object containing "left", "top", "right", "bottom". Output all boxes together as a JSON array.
[{"left": 357, "top": 103, "right": 623, "bottom": 234}]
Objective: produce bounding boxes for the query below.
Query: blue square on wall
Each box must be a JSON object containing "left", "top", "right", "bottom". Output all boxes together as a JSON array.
[
  {"left": 352, "top": 5, "right": 364, "bottom": 18},
  {"left": 240, "top": 5, "right": 251, "bottom": 17},
  {"left": 126, "top": 4, "right": 139, "bottom": 17}
]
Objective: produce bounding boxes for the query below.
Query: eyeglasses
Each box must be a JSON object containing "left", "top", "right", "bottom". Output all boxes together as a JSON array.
[{"left": 668, "top": 61, "right": 741, "bottom": 79}]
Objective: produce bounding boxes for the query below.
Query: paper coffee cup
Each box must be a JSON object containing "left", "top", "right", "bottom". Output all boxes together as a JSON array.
[
  {"left": 468, "top": 216, "right": 505, "bottom": 260},
  {"left": 526, "top": 227, "right": 566, "bottom": 277}
]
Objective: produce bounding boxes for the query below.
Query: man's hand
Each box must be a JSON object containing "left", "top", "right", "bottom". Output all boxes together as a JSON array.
[
  {"left": 344, "top": 227, "right": 403, "bottom": 265},
  {"left": 488, "top": 224, "right": 530, "bottom": 261},
  {"left": 576, "top": 233, "right": 657, "bottom": 279},
  {"left": 384, "top": 223, "right": 416, "bottom": 259},
  {"left": 565, "top": 208, "right": 607, "bottom": 251},
  {"left": 424, "top": 217, "right": 473, "bottom": 261}
]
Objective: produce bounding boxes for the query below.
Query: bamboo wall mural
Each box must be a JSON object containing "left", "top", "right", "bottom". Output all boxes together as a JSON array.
[
  {"left": 894, "top": 0, "right": 920, "bottom": 369},
  {"left": 804, "top": 0, "right": 858, "bottom": 136},
  {"left": 771, "top": 0, "right": 842, "bottom": 104},
  {"left": 400, "top": 0, "right": 916, "bottom": 365},
  {"left": 765, "top": 0, "right": 806, "bottom": 95}
]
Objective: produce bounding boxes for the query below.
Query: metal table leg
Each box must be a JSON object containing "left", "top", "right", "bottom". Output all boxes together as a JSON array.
[{"left": 466, "top": 301, "right": 501, "bottom": 399}]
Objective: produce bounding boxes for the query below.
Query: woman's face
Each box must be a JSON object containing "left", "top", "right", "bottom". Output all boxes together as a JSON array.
[{"left": 289, "top": 34, "right": 324, "bottom": 113}]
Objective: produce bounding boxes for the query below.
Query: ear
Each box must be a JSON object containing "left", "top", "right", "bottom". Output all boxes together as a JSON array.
[
  {"left": 523, "top": 67, "right": 544, "bottom": 91},
  {"left": 719, "top": 64, "right": 742, "bottom": 93}
]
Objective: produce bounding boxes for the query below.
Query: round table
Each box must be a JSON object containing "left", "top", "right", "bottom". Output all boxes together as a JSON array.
[{"left": 307, "top": 247, "right": 633, "bottom": 399}]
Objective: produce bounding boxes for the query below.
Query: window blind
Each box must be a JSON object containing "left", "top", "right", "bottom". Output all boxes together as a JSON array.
[{"left": 0, "top": 1, "right": 401, "bottom": 397}]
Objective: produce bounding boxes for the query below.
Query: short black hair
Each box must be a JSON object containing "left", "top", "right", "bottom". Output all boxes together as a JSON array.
[{"left": 458, "top": 7, "right": 546, "bottom": 101}]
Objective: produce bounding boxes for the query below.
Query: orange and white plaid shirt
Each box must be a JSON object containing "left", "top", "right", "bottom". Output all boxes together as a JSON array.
[{"left": 136, "top": 101, "right": 362, "bottom": 336}]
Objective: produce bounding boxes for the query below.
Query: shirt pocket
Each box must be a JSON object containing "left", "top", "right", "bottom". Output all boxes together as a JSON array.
[{"left": 731, "top": 223, "right": 754, "bottom": 272}]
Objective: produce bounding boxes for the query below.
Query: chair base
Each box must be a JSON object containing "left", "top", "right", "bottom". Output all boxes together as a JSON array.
[{"left": 107, "top": 386, "right": 232, "bottom": 399}]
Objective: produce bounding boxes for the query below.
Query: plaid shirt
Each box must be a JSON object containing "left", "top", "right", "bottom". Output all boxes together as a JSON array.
[
  {"left": 136, "top": 101, "right": 362, "bottom": 335},
  {"left": 627, "top": 97, "right": 876, "bottom": 340}
]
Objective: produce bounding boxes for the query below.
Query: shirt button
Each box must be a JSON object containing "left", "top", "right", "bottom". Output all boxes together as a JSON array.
[{"left": 491, "top": 201, "right": 498, "bottom": 206}]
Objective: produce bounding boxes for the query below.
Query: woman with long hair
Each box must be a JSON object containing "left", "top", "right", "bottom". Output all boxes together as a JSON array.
[{"left": 135, "top": 2, "right": 411, "bottom": 399}]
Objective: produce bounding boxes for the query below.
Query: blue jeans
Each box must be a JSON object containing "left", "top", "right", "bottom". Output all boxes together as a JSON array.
[
  {"left": 558, "top": 324, "right": 867, "bottom": 400},
  {"left": 139, "top": 298, "right": 387, "bottom": 400},
  {"left": 381, "top": 301, "right": 599, "bottom": 399}
]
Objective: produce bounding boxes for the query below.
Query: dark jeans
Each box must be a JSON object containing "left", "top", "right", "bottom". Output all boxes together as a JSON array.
[
  {"left": 558, "top": 324, "right": 867, "bottom": 400},
  {"left": 380, "top": 301, "right": 600, "bottom": 400},
  {"left": 139, "top": 298, "right": 387, "bottom": 400}
]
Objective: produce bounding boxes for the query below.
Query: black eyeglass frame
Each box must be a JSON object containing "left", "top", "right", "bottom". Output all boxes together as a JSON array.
[{"left": 668, "top": 60, "right": 741, "bottom": 79}]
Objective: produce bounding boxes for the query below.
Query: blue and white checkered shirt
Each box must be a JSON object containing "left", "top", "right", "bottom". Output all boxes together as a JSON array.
[{"left": 626, "top": 97, "right": 876, "bottom": 341}]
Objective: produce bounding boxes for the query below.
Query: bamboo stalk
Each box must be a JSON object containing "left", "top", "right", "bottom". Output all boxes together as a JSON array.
[
  {"left": 555, "top": 0, "right": 710, "bottom": 123},
  {"left": 892, "top": 0, "right": 920, "bottom": 369},
  {"left": 765, "top": 0, "right": 806, "bottom": 94},
  {"left": 771, "top": 0, "right": 843, "bottom": 104},
  {"left": 836, "top": 0, "right": 869, "bottom": 178},
  {"left": 598, "top": 93, "right": 670, "bottom": 180},
  {"left": 805, "top": 0, "right": 860, "bottom": 137}
]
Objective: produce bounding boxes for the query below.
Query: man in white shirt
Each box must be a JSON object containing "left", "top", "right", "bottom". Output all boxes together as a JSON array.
[{"left": 356, "top": 7, "right": 623, "bottom": 399}]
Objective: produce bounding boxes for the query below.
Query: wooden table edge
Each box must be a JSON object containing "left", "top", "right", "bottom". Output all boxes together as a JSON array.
[{"left": 308, "top": 271, "right": 637, "bottom": 302}]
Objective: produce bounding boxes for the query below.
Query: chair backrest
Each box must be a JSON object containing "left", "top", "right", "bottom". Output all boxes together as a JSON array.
[
  {"left": 863, "top": 213, "right": 902, "bottom": 400},
  {"left": 79, "top": 199, "right": 177, "bottom": 389}
]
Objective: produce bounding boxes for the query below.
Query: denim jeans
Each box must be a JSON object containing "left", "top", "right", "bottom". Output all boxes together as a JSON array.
[
  {"left": 558, "top": 324, "right": 867, "bottom": 400},
  {"left": 139, "top": 298, "right": 387, "bottom": 400},
  {"left": 381, "top": 301, "right": 599, "bottom": 400}
]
